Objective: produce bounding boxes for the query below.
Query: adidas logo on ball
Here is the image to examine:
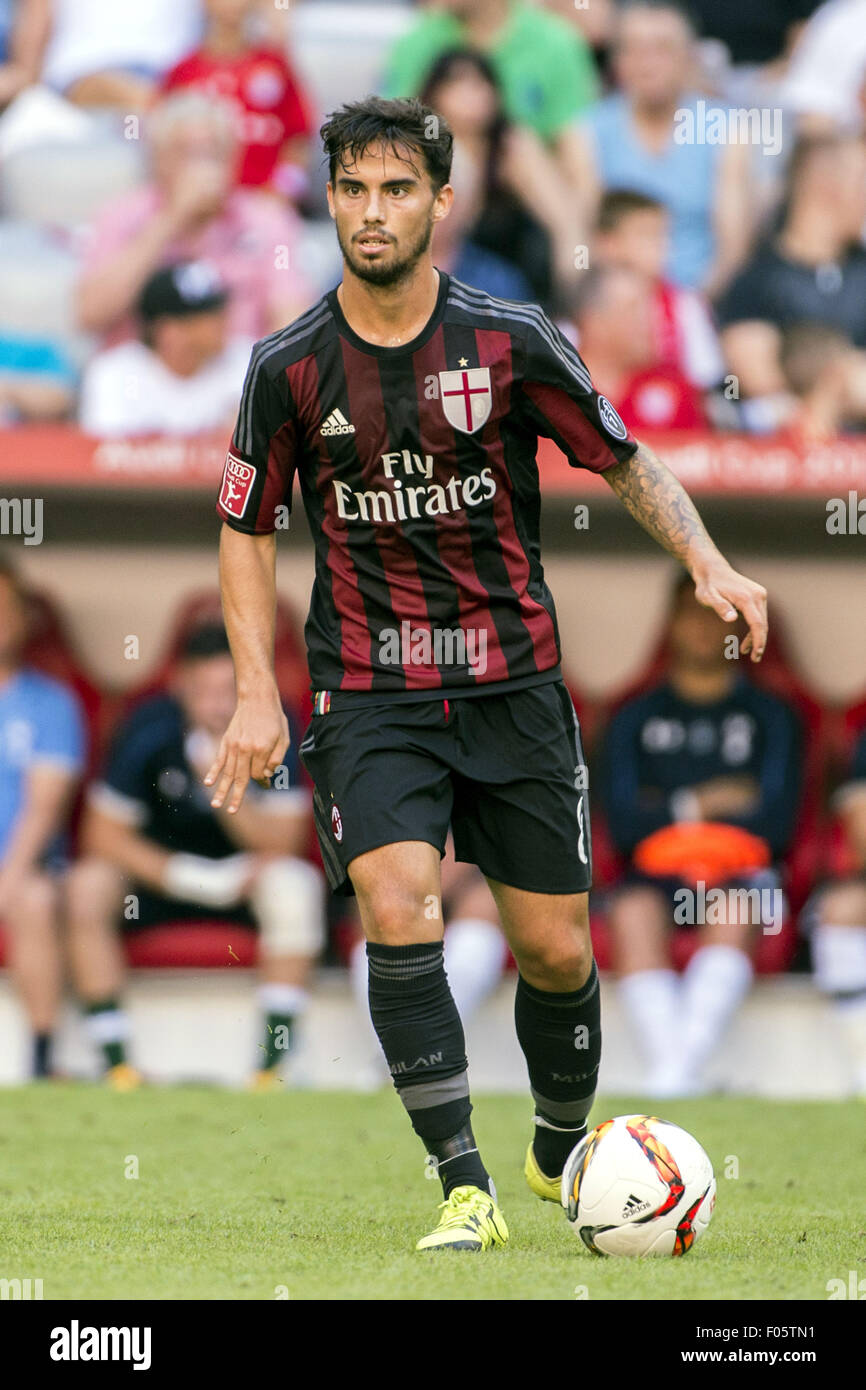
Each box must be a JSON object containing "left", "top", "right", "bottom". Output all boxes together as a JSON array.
[
  {"left": 320, "top": 409, "right": 356, "bottom": 436},
  {"left": 621, "top": 1193, "right": 652, "bottom": 1220}
]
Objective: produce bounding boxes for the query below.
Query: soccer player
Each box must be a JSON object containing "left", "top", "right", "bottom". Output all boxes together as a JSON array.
[{"left": 208, "top": 97, "right": 768, "bottom": 1252}]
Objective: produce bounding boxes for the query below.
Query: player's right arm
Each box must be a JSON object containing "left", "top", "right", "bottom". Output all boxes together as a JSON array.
[
  {"left": 206, "top": 339, "right": 298, "bottom": 812},
  {"left": 205, "top": 526, "right": 289, "bottom": 813}
]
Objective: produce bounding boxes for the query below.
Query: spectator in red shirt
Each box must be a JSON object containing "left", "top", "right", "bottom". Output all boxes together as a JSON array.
[
  {"left": 593, "top": 190, "right": 725, "bottom": 394},
  {"left": 568, "top": 264, "right": 708, "bottom": 432},
  {"left": 162, "top": 0, "right": 312, "bottom": 198}
]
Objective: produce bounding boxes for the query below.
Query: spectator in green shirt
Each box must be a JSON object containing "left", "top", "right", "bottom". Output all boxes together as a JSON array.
[{"left": 383, "top": 0, "right": 599, "bottom": 150}]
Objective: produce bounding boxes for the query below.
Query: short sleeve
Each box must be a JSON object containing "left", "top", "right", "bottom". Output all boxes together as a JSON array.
[
  {"left": 519, "top": 313, "right": 639, "bottom": 472},
  {"left": 714, "top": 256, "right": 775, "bottom": 329},
  {"left": 216, "top": 343, "right": 298, "bottom": 534},
  {"left": 32, "top": 683, "right": 86, "bottom": 771}
]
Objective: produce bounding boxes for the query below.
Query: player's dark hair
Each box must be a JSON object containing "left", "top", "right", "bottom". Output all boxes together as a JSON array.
[
  {"left": 321, "top": 95, "right": 453, "bottom": 192},
  {"left": 179, "top": 623, "right": 232, "bottom": 663},
  {"left": 597, "top": 188, "right": 665, "bottom": 232}
]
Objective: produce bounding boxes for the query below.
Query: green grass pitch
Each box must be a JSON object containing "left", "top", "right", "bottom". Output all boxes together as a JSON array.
[{"left": 1, "top": 1085, "right": 862, "bottom": 1301}]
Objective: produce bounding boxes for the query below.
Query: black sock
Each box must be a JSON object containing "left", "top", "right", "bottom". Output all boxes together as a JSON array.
[
  {"left": 32, "top": 1032, "right": 52, "bottom": 1078},
  {"left": 84, "top": 999, "right": 127, "bottom": 1070},
  {"left": 367, "top": 940, "right": 493, "bottom": 1198},
  {"left": 515, "top": 961, "right": 601, "bottom": 1179}
]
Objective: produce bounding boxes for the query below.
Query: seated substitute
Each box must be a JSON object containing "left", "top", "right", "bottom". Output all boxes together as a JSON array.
[
  {"left": 0, "top": 557, "right": 85, "bottom": 1078},
  {"left": 601, "top": 574, "right": 803, "bottom": 1097},
  {"left": 809, "top": 728, "right": 866, "bottom": 1095},
  {"left": 65, "top": 624, "right": 323, "bottom": 1090}
]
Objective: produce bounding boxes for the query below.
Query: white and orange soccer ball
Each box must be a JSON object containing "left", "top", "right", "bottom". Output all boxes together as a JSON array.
[{"left": 562, "top": 1114, "right": 716, "bottom": 1257}]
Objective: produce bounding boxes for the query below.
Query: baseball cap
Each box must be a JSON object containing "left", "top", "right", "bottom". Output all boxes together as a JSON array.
[{"left": 138, "top": 261, "right": 229, "bottom": 322}]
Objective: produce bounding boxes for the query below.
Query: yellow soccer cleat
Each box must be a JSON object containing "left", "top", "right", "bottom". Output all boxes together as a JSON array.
[
  {"left": 524, "top": 1141, "right": 565, "bottom": 1205},
  {"left": 248, "top": 1068, "right": 283, "bottom": 1092},
  {"left": 105, "top": 1063, "right": 143, "bottom": 1092},
  {"left": 415, "top": 1184, "right": 508, "bottom": 1253}
]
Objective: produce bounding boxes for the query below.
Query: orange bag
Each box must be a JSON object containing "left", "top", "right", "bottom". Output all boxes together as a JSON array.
[{"left": 633, "top": 821, "right": 771, "bottom": 887}]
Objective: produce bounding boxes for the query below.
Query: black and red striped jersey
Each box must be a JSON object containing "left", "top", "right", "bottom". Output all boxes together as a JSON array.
[{"left": 216, "top": 271, "right": 638, "bottom": 701}]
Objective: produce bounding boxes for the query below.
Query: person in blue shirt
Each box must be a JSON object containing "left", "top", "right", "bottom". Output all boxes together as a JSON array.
[
  {"left": 0, "top": 557, "right": 85, "bottom": 1077},
  {"left": 599, "top": 571, "right": 802, "bottom": 1096},
  {"left": 65, "top": 623, "right": 324, "bottom": 1089},
  {"left": 568, "top": 1, "right": 754, "bottom": 295},
  {"left": 810, "top": 729, "right": 866, "bottom": 1096}
]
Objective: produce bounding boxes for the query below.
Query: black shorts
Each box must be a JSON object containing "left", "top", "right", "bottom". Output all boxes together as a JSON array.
[
  {"left": 299, "top": 680, "right": 592, "bottom": 896},
  {"left": 123, "top": 887, "right": 255, "bottom": 933}
]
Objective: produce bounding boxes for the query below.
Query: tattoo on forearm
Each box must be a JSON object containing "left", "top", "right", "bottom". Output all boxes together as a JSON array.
[{"left": 602, "top": 442, "right": 716, "bottom": 567}]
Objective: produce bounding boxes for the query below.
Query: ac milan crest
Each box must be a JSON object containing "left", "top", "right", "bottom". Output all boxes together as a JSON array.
[{"left": 439, "top": 367, "right": 492, "bottom": 434}]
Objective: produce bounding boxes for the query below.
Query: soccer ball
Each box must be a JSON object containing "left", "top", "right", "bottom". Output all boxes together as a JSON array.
[{"left": 562, "top": 1114, "right": 716, "bottom": 1257}]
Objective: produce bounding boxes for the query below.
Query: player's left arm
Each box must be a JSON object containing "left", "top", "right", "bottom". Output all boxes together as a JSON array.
[{"left": 602, "top": 439, "right": 768, "bottom": 662}]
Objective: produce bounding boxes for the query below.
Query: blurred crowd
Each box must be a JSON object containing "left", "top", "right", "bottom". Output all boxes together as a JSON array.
[{"left": 2, "top": 0, "right": 866, "bottom": 440}]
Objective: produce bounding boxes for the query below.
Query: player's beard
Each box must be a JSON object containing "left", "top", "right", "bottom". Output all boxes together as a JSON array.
[{"left": 337, "top": 214, "right": 435, "bottom": 288}]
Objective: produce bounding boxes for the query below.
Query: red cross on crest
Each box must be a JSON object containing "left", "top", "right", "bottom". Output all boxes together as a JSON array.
[{"left": 438, "top": 367, "right": 492, "bottom": 434}]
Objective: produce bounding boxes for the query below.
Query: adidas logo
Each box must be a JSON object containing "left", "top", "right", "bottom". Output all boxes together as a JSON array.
[
  {"left": 320, "top": 408, "right": 355, "bottom": 436},
  {"left": 621, "top": 1193, "right": 652, "bottom": 1220}
]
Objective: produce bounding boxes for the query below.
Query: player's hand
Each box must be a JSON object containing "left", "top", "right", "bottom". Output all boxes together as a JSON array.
[
  {"left": 693, "top": 775, "right": 760, "bottom": 819},
  {"left": 203, "top": 691, "right": 289, "bottom": 814},
  {"left": 691, "top": 560, "right": 768, "bottom": 662}
]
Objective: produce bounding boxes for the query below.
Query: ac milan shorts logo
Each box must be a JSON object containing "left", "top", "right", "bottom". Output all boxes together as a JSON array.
[
  {"left": 219, "top": 451, "right": 256, "bottom": 518},
  {"left": 597, "top": 396, "right": 628, "bottom": 441},
  {"left": 331, "top": 803, "right": 343, "bottom": 842}
]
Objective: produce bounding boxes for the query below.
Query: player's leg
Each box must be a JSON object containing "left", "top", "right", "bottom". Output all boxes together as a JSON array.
[
  {"left": 351, "top": 840, "right": 494, "bottom": 1190},
  {"left": 439, "top": 847, "right": 508, "bottom": 1021},
  {"left": 810, "top": 879, "right": 866, "bottom": 1094},
  {"left": 673, "top": 884, "right": 759, "bottom": 1095},
  {"left": 4, "top": 869, "right": 63, "bottom": 1078},
  {"left": 448, "top": 683, "right": 600, "bottom": 1195},
  {"left": 246, "top": 855, "right": 325, "bottom": 1087},
  {"left": 300, "top": 704, "right": 506, "bottom": 1249},
  {"left": 607, "top": 883, "right": 679, "bottom": 1092},
  {"left": 487, "top": 879, "right": 601, "bottom": 1190},
  {"left": 347, "top": 845, "right": 506, "bottom": 1087},
  {"left": 65, "top": 857, "right": 137, "bottom": 1086}
]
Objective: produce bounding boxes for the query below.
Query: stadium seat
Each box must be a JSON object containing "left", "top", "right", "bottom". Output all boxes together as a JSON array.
[
  {"left": 0, "top": 134, "right": 144, "bottom": 231},
  {"left": 820, "top": 695, "right": 866, "bottom": 880},
  {"left": 0, "top": 221, "right": 92, "bottom": 366},
  {"left": 122, "top": 922, "right": 258, "bottom": 969},
  {"left": 124, "top": 588, "right": 310, "bottom": 714}
]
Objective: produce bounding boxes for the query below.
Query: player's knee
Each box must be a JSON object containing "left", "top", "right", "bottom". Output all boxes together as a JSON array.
[
  {"left": 361, "top": 878, "right": 442, "bottom": 944},
  {"left": 818, "top": 879, "right": 866, "bottom": 927},
  {"left": 66, "top": 858, "right": 122, "bottom": 927},
  {"left": 251, "top": 856, "right": 326, "bottom": 958},
  {"left": 7, "top": 871, "right": 57, "bottom": 922},
  {"left": 516, "top": 925, "right": 593, "bottom": 990}
]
